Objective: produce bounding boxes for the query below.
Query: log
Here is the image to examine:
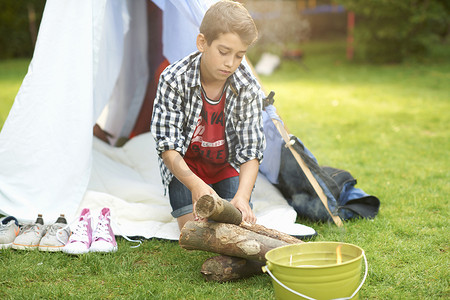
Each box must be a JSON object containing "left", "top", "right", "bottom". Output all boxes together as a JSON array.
[
  {"left": 239, "top": 223, "right": 302, "bottom": 245},
  {"left": 179, "top": 221, "right": 289, "bottom": 261},
  {"left": 201, "top": 255, "right": 265, "bottom": 282},
  {"left": 195, "top": 194, "right": 303, "bottom": 244},
  {"left": 196, "top": 194, "right": 242, "bottom": 225},
  {"left": 197, "top": 224, "right": 302, "bottom": 282}
]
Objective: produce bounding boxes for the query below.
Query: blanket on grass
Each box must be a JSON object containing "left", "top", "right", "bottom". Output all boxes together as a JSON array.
[{"left": 77, "top": 133, "right": 316, "bottom": 240}]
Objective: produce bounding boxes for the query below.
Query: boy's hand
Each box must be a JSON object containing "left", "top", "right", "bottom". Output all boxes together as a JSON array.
[
  {"left": 232, "top": 159, "right": 259, "bottom": 224},
  {"left": 231, "top": 196, "right": 256, "bottom": 224},
  {"left": 191, "top": 182, "right": 217, "bottom": 220}
]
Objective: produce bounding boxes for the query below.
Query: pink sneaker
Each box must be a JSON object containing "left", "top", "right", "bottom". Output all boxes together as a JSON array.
[
  {"left": 62, "top": 208, "right": 92, "bottom": 255},
  {"left": 90, "top": 208, "right": 117, "bottom": 253}
]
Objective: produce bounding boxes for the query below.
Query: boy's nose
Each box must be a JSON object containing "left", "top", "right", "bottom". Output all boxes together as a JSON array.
[{"left": 224, "top": 57, "right": 233, "bottom": 67}]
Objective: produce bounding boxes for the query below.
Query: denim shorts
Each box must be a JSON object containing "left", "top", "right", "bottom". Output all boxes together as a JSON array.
[{"left": 168, "top": 176, "right": 252, "bottom": 218}]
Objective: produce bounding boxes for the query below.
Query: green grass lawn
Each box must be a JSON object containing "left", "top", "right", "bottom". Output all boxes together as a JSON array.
[
  {"left": 0, "top": 59, "right": 29, "bottom": 129},
  {"left": 1, "top": 40, "right": 449, "bottom": 299}
]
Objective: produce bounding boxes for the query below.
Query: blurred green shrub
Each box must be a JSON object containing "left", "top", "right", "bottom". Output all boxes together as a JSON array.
[
  {"left": 337, "top": 0, "right": 449, "bottom": 63},
  {"left": 0, "top": 0, "right": 46, "bottom": 59}
]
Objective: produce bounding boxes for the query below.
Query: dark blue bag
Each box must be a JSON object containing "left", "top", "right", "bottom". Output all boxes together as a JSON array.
[{"left": 277, "top": 136, "right": 380, "bottom": 222}]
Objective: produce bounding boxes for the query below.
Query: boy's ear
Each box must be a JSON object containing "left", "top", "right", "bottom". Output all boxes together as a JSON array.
[{"left": 196, "top": 33, "right": 207, "bottom": 52}]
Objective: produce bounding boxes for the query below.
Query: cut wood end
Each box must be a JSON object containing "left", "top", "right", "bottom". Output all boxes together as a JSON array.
[{"left": 196, "top": 194, "right": 216, "bottom": 218}]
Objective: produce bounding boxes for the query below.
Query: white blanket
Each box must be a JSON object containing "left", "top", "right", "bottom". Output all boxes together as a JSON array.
[{"left": 78, "top": 133, "right": 315, "bottom": 240}]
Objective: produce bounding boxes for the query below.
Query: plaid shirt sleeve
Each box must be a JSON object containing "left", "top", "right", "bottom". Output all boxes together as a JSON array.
[
  {"left": 151, "top": 71, "right": 186, "bottom": 157},
  {"left": 231, "top": 82, "right": 266, "bottom": 166},
  {"left": 225, "top": 63, "right": 266, "bottom": 168}
]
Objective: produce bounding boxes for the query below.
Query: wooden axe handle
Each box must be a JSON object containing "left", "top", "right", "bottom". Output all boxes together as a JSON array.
[
  {"left": 272, "top": 119, "right": 343, "bottom": 227},
  {"left": 244, "top": 56, "right": 343, "bottom": 226}
]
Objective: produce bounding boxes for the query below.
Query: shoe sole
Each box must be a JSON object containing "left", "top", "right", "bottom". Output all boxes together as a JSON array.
[
  {"left": 0, "top": 243, "right": 13, "bottom": 249},
  {"left": 90, "top": 246, "right": 118, "bottom": 253},
  {"left": 39, "top": 245, "right": 65, "bottom": 252},
  {"left": 12, "top": 243, "right": 39, "bottom": 250},
  {"left": 62, "top": 245, "right": 90, "bottom": 255},
  {"left": 62, "top": 249, "right": 90, "bottom": 255}
]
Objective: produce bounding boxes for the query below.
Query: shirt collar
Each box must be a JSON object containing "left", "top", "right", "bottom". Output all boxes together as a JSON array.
[
  {"left": 187, "top": 51, "right": 249, "bottom": 96},
  {"left": 187, "top": 52, "right": 202, "bottom": 89}
]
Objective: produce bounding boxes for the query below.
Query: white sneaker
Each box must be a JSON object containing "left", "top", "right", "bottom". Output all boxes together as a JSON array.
[
  {"left": 12, "top": 214, "right": 46, "bottom": 250},
  {"left": 0, "top": 216, "right": 20, "bottom": 249},
  {"left": 62, "top": 208, "right": 92, "bottom": 255},
  {"left": 39, "top": 214, "right": 70, "bottom": 252},
  {"left": 90, "top": 208, "right": 118, "bottom": 253}
]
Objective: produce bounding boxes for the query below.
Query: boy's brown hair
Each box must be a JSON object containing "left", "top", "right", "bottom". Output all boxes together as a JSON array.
[{"left": 199, "top": 0, "right": 258, "bottom": 46}]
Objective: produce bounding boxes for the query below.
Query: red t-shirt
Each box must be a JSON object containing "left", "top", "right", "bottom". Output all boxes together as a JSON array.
[{"left": 184, "top": 87, "right": 239, "bottom": 184}]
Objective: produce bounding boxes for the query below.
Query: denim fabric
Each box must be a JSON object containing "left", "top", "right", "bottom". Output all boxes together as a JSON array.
[
  {"left": 338, "top": 181, "right": 380, "bottom": 219},
  {"left": 277, "top": 136, "right": 380, "bottom": 221},
  {"left": 168, "top": 176, "right": 252, "bottom": 218}
]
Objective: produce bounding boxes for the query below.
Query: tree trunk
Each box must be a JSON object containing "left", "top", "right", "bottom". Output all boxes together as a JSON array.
[
  {"left": 179, "top": 221, "right": 289, "bottom": 261},
  {"left": 201, "top": 255, "right": 265, "bottom": 282},
  {"left": 195, "top": 194, "right": 242, "bottom": 225},
  {"left": 27, "top": 4, "right": 37, "bottom": 48}
]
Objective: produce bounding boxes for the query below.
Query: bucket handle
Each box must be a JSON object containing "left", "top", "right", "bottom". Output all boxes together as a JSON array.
[{"left": 263, "top": 251, "right": 368, "bottom": 300}]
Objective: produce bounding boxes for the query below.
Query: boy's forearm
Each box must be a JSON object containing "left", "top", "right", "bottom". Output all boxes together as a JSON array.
[{"left": 235, "top": 159, "right": 259, "bottom": 201}]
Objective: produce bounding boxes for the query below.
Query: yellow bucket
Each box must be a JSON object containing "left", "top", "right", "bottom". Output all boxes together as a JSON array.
[{"left": 263, "top": 242, "right": 368, "bottom": 300}]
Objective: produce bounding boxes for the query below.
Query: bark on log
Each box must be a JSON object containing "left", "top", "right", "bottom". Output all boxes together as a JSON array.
[
  {"left": 239, "top": 223, "right": 302, "bottom": 245},
  {"left": 201, "top": 255, "right": 265, "bottom": 282},
  {"left": 195, "top": 194, "right": 303, "bottom": 244},
  {"left": 196, "top": 194, "right": 242, "bottom": 225},
  {"left": 197, "top": 224, "right": 302, "bottom": 282},
  {"left": 179, "top": 221, "right": 289, "bottom": 261}
]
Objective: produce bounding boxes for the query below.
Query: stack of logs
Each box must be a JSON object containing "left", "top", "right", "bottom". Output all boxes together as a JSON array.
[{"left": 179, "top": 194, "right": 303, "bottom": 282}]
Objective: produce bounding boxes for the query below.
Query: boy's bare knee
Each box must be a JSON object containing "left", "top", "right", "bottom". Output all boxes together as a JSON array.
[{"left": 177, "top": 213, "right": 195, "bottom": 231}]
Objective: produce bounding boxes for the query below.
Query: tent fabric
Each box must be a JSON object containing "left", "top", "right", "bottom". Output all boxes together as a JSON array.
[
  {"left": 152, "top": 0, "right": 217, "bottom": 63},
  {"left": 129, "top": 3, "right": 165, "bottom": 138},
  {"left": 0, "top": 0, "right": 94, "bottom": 222},
  {"left": 0, "top": 0, "right": 209, "bottom": 223},
  {"left": 96, "top": 0, "right": 149, "bottom": 145},
  {"left": 93, "top": 0, "right": 130, "bottom": 126},
  {"left": 80, "top": 133, "right": 315, "bottom": 240},
  {"left": 0, "top": 0, "right": 316, "bottom": 238}
]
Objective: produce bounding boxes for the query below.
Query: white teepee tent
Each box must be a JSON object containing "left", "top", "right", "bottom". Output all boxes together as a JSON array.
[{"left": 0, "top": 0, "right": 316, "bottom": 240}]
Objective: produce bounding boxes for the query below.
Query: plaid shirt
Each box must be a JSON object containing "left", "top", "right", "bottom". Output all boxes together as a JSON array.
[{"left": 151, "top": 51, "right": 266, "bottom": 191}]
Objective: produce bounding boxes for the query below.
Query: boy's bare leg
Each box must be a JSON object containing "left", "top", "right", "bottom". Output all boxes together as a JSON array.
[
  {"left": 177, "top": 213, "right": 195, "bottom": 231},
  {"left": 177, "top": 213, "right": 209, "bottom": 231}
]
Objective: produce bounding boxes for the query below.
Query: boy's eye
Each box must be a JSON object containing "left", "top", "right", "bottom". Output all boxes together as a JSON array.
[
  {"left": 219, "top": 50, "right": 227, "bottom": 56},
  {"left": 236, "top": 55, "right": 243, "bottom": 59}
]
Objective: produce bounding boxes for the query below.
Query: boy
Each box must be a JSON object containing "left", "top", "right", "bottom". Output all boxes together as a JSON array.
[{"left": 151, "top": 0, "right": 265, "bottom": 230}]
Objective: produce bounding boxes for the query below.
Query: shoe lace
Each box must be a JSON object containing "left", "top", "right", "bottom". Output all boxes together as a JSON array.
[
  {"left": 59, "top": 215, "right": 90, "bottom": 245},
  {"left": 93, "top": 215, "right": 113, "bottom": 242},
  {"left": 105, "top": 215, "right": 142, "bottom": 248},
  {"left": 56, "top": 226, "right": 70, "bottom": 246},
  {"left": 16, "top": 224, "right": 31, "bottom": 235},
  {"left": 47, "top": 224, "right": 60, "bottom": 236},
  {"left": 48, "top": 223, "right": 70, "bottom": 240},
  {"left": 22, "top": 224, "right": 45, "bottom": 236}
]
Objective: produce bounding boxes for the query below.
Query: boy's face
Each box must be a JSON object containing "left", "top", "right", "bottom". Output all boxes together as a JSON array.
[{"left": 197, "top": 32, "right": 248, "bottom": 84}]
